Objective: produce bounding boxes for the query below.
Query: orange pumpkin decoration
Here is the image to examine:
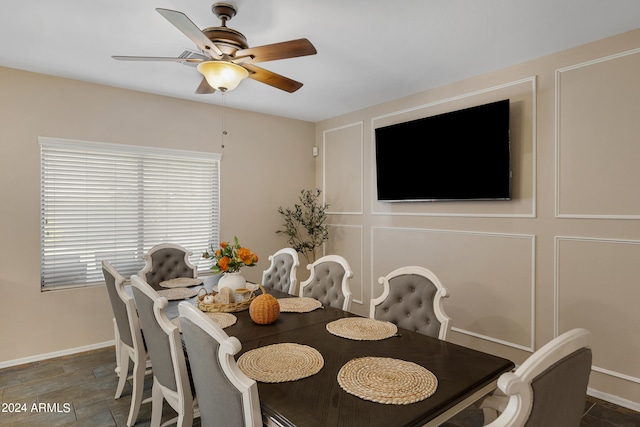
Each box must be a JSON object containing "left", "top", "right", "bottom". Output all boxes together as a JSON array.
[{"left": 249, "top": 293, "right": 280, "bottom": 324}]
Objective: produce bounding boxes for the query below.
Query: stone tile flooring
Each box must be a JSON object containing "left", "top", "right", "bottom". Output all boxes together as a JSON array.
[{"left": 0, "top": 346, "right": 639, "bottom": 426}]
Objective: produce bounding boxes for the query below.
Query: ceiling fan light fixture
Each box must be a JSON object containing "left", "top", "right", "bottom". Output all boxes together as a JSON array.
[{"left": 197, "top": 61, "right": 248, "bottom": 92}]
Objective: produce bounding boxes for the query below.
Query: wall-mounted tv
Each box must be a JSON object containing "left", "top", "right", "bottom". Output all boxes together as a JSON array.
[{"left": 375, "top": 99, "right": 511, "bottom": 202}]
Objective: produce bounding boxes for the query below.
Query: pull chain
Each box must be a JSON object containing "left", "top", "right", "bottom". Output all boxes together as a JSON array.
[{"left": 221, "top": 92, "right": 227, "bottom": 148}]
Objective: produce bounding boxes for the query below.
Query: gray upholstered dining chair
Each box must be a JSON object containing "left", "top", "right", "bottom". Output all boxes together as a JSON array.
[
  {"left": 370, "top": 266, "right": 451, "bottom": 340},
  {"left": 441, "top": 328, "right": 592, "bottom": 427},
  {"left": 178, "top": 302, "right": 264, "bottom": 427},
  {"left": 102, "top": 261, "right": 152, "bottom": 427},
  {"left": 138, "top": 243, "right": 197, "bottom": 290},
  {"left": 131, "top": 275, "right": 199, "bottom": 427},
  {"left": 299, "top": 254, "right": 354, "bottom": 311},
  {"left": 261, "top": 247, "right": 300, "bottom": 295}
]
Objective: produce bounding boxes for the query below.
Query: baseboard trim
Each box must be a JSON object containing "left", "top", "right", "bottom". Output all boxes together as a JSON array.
[
  {"left": 0, "top": 340, "right": 115, "bottom": 369},
  {"left": 588, "top": 387, "right": 640, "bottom": 412}
]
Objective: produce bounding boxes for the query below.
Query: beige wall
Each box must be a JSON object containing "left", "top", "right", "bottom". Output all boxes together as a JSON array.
[
  {"left": 0, "top": 66, "right": 315, "bottom": 363},
  {"left": 315, "top": 28, "right": 640, "bottom": 408},
  {"left": 3, "top": 26, "right": 640, "bottom": 409}
]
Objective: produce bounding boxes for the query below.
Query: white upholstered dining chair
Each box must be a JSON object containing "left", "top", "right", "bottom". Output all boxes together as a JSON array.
[
  {"left": 261, "top": 247, "right": 300, "bottom": 295},
  {"left": 138, "top": 243, "right": 197, "bottom": 290},
  {"left": 299, "top": 254, "right": 354, "bottom": 311},
  {"left": 442, "top": 328, "right": 592, "bottom": 427},
  {"left": 102, "top": 261, "right": 152, "bottom": 427},
  {"left": 370, "top": 266, "right": 451, "bottom": 340},
  {"left": 131, "top": 275, "right": 199, "bottom": 427},
  {"left": 178, "top": 302, "right": 263, "bottom": 427}
]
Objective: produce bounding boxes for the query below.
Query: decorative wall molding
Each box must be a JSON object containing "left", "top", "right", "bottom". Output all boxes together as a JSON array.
[
  {"left": 326, "top": 224, "right": 364, "bottom": 305},
  {"left": 555, "top": 236, "right": 640, "bottom": 384},
  {"left": 555, "top": 46, "right": 640, "bottom": 74},
  {"left": 370, "top": 76, "right": 537, "bottom": 218},
  {"left": 371, "top": 226, "right": 536, "bottom": 352},
  {"left": 323, "top": 122, "right": 364, "bottom": 215},
  {"left": 555, "top": 48, "right": 640, "bottom": 219}
]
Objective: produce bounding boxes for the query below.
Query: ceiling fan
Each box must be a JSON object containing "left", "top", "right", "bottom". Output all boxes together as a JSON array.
[{"left": 113, "top": 3, "right": 317, "bottom": 93}]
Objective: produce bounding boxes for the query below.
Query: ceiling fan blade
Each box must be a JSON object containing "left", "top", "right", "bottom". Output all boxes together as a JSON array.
[
  {"left": 195, "top": 77, "right": 216, "bottom": 94},
  {"left": 182, "top": 49, "right": 210, "bottom": 61},
  {"left": 155, "top": 8, "right": 224, "bottom": 58},
  {"left": 242, "top": 63, "right": 303, "bottom": 93},
  {"left": 112, "top": 55, "right": 203, "bottom": 63},
  {"left": 235, "top": 38, "right": 317, "bottom": 64}
]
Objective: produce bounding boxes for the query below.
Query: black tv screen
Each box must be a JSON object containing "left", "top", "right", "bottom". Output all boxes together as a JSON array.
[{"left": 375, "top": 99, "right": 511, "bottom": 202}]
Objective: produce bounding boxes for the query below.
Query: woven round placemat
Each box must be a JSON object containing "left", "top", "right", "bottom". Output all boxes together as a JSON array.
[
  {"left": 171, "top": 312, "right": 237, "bottom": 332},
  {"left": 337, "top": 357, "right": 437, "bottom": 405},
  {"left": 277, "top": 297, "right": 323, "bottom": 313},
  {"left": 326, "top": 317, "right": 398, "bottom": 341},
  {"left": 159, "top": 277, "right": 203, "bottom": 288},
  {"left": 157, "top": 287, "right": 200, "bottom": 301},
  {"left": 237, "top": 343, "right": 324, "bottom": 383}
]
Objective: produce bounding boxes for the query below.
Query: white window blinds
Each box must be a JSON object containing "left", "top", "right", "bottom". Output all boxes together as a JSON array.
[{"left": 40, "top": 137, "right": 220, "bottom": 289}]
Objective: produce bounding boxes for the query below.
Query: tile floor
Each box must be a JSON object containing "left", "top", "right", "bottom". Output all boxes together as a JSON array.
[{"left": 0, "top": 346, "right": 638, "bottom": 426}]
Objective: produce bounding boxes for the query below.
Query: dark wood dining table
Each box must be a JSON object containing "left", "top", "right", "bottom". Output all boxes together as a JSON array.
[{"left": 168, "top": 284, "right": 514, "bottom": 427}]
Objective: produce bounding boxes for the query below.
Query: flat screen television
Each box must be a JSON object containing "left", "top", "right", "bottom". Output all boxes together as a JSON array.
[{"left": 375, "top": 99, "right": 511, "bottom": 202}]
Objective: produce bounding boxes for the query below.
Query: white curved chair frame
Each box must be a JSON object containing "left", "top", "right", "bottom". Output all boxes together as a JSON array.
[
  {"left": 299, "top": 254, "right": 354, "bottom": 311},
  {"left": 261, "top": 247, "right": 300, "bottom": 295},
  {"left": 138, "top": 243, "right": 197, "bottom": 283},
  {"left": 178, "top": 302, "right": 262, "bottom": 426},
  {"left": 370, "top": 266, "right": 451, "bottom": 341},
  {"left": 130, "top": 275, "right": 199, "bottom": 427},
  {"left": 102, "top": 261, "right": 152, "bottom": 427},
  {"left": 481, "top": 328, "right": 592, "bottom": 427}
]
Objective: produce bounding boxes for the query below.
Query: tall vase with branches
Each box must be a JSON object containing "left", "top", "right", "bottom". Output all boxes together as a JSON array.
[{"left": 276, "top": 189, "right": 329, "bottom": 264}]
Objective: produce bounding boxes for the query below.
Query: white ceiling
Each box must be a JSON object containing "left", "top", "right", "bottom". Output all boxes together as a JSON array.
[{"left": 2, "top": 0, "right": 640, "bottom": 122}]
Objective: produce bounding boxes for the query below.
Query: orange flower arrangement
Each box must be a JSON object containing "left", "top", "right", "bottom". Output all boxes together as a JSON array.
[{"left": 203, "top": 236, "right": 258, "bottom": 274}]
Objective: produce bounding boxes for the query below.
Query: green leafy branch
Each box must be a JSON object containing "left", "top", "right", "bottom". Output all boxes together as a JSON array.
[{"left": 276, "top": 189, "right": 329, "bottom": 264}]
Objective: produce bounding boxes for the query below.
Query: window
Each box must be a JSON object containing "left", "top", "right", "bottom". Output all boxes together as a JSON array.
[{"left": 40, "top": 137, "right": 220, "bottom": 289}]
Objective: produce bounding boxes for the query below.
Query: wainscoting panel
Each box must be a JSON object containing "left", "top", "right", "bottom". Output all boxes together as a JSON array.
[
  {"left": 555, "top": 237, "right": 640, "bottom": 383},
  {"left": 323, "top": 122, "right": 363, "bottom": 215},
  {"left": 370, "top": 77, "right": 536, "bottom": 218},
  {"left": 371, "top": 227, "right": 535, "bottom": 351},
  {"left": 325, "top": 224, "right": 364, "bottom": 310},
  {"left": 556, "top": 48, "right": 640, "bottom": 218}
]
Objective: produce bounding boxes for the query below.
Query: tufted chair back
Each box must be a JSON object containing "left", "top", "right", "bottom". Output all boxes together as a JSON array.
[
  {"left": 138, "top": 243, "right": 197, "bottom": 290},
  {"left": 299, "top": 255, "right": 354, "bottom": 311},
  {"left": 370, "top": 266, "right": 451, "bottom": 340},
  {"left": 261, "top": 248, "right": 300, "bottom": 295}
]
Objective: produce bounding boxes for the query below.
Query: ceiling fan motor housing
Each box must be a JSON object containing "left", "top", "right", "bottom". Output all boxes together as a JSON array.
[
  {"left": 203, "top": 26, "right": 248, "bottom": 55},
  {"left": 204, "top": 4, "right": 248, "bottom": 56}
]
